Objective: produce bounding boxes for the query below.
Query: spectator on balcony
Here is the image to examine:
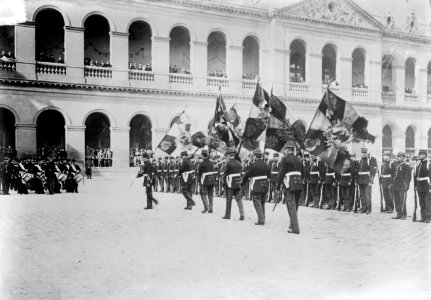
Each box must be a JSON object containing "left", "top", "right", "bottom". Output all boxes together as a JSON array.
[
  {"left": 103, "top": 61, "right": 111, "bottom": 68},
  {"left": 57, "top": 56, "right": 64, "bottom": 64},
  {"left": 145, "top": 64, "right": 152, "bottom": 71},
  {"left": 48, "top": 54, "right": 56, "bottom": 63},
  {"left": 138, "top": 63, "right": 143, "bottom": 70}
]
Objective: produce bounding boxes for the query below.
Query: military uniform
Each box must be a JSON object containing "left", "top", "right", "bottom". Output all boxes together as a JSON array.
[
  {"left": 222, "top": 150, "right": 244, "bottom": 220},
  {"left": 308, "top": 158, "right": 324, "bottom": 208},
  {"left": 136, "top": 154, "right": 159, "bottom": 209},
  {"left": 269, "top": 154, "right": 280, "bottom": 203},
  {"left": 198, "top": 151, "right": 215, "bottom": 213},
  {"left": 380, "top": 152, "right": 395, "bottom": 212},
  {"left": 323, "top": 164, "right": 337, "bottom": 209},
  {"left": 338, "top": 160, "right": 354, "bottom": 211},
  {"left": 414, "top": 150, "right": 431, "bottom": 223},
  {"left": 392, "top": 152, "right": 411, "bottom": 219},
  {"left": 356, "top": 149, "right": 377, "bottom": 214},
  {"left": 179, "top": 152, "right": 195, "bottom": 209}
]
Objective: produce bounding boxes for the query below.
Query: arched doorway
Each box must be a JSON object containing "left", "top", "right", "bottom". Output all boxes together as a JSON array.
[
  {"left": 290, "top": 40, "right": 306, "bottom": 83},
  {"left": 128, "top": 21, "right": 152, "bottom": 70},
  {"left": 405, "top": 57, "right": 416, "bottom": 94},
  {"left": 130, "top": 115, "right": 152, "bottom": 150},
  {"left": 242, "top": 36, "right": 259, "bottom": 80},
  {"left": 35, "top": 8, "right": 65, "bottom": 63},
  {"left": 37, "top": 110, "right": 65, "bottom": 157},
  {"left": 169, "top": 26, "right": 190, "bottom": 74},
  {"left": 85, "top": 112, "right": 110, "bottom": 149},
  {"left": 207, "top": 31, "right": 226, "bottom": 77},
  {"left": 84, "top": 15, "right": 111, "bottom": 66},
  {"left": 352, "top": 48, "right": 365, "bottom": 88},
  {"left": 382, "top": 54, "right": 394, "bottom": 92},
  {"left": 0, "top": 108, "right": 16, "bottom": 152},
  {"left": 405, "top": 126, "right": 415, "bottom": 155},
  {"left": 382, "top": 125, "right": 392, "bottom": 153},
  {"left": 322, "top": 44, "right": 336, "bottom": 84}
]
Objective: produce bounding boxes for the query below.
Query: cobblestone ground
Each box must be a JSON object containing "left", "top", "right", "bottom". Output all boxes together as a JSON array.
[{"left": 0, "top": 175, "right": 430, "bottom": 300}]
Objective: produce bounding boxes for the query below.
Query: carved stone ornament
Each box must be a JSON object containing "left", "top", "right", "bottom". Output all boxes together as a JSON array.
[
  {"left": 405, "top": 11, "right": 417, "bottom": 33},
  {"left": 384, "top": 11, "right": 394, "bottom": 30},
  {"left": 281, "top": 0, "right": 376, "bottom": 30}
]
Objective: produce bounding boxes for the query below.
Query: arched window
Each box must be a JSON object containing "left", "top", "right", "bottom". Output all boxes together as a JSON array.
[
  {"left": 242, "top": 36, "right": 259, "bottom": 80},
  {"left": 352, "top": 48, "right": 365, "bottom": 88},
  {"left": 169, "top": 26, "right": 190, "bottom": 74},
  {"left": 382, "top": 55, "right": 394, "bottom": 92},
  {"left": 322, "top": 44, "right": 336, "bottom": 84},
  {"left": 129, "top": 115, "right": 152, "bottom": 151},
  {"left": 35, "top": 9, "right": 65, "bottom": 63},
  {"left": 0, "top": 108, "right": 16, "bottom": 149},
  {"left": 0, "top": 25, "right": 15, "bottom": 63},
  {"left": 128, "top": 21, "right": 152, "bottom": 71},
  {"left": 207, "top": 31, "right": 226, "bottom": 78},
  {"left": 290, "top": 40, "right": 306, "bottom": 83},
  {"left": 84, "top": 15, "right": 111, "bottom": 66},
  {"left": 405, "top": 126, "right": 415, "bottom": 155},
  {"left": 382, "top": 125, "right": 392, "bottom": 153},
  {"left": 405, "top": 58, "right": 416, "bottom": 94},
  {"left": 85, "top": 112, "right": 111, "bottom": 149}
]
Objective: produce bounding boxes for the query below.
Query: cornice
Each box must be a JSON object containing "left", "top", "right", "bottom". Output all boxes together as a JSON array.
[
  {"left": 16, "top": 21, "right": 36, "bottom": 28},
  {"left": 15, "top": 123, "right": 37, "bottom": 129},
  {"left": 152, "top": 36, "right": 171, "bottom": 42},
  {"left": 110, "top": 31, "right": 129, "bottom": 38},
  {"left": 65, "top": 26, "right": 85, "bottom": 32},
  {"left": 193, "top": 41, "right": 208, "bottom": 47}
]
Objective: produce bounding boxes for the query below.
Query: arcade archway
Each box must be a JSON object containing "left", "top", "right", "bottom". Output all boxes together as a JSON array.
[
  {"left": 85, "top": 112, "right": 111, "bottom": 149},
  {"left": 36, "top": 110, "right": 65, "bottom": 154}
]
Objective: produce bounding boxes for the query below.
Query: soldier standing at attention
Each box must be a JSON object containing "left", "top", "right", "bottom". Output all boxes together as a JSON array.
[
  {"left": 198, "top": 149, "right": 215, "bottom": 214},
  {"left": 241, "top": 150, "right": 270, "bottom": 225},
  {"left": 222, "top": 149, "right": 244, "bottom": 221},
  {"left": 269, "top": 153, "right": 280, "bottom": 203},
  {"left": 136, "top": 152, "right": 159, "bottom": 210},
  {"left": 323, "top": 163, "right": 337, "bottom": 209},
  {"left": 392, "top": 152, "right": 411, "bottom": 220},
  {"left": 179, "top": 151, "right": 195, "bottom": 210},
  {"left": 277, "top": 146, "right": 303, "bottom": 234},
  {"left": 338, "top": 158, "right": 354, "bottom": 211},
  {"left": 414, "top": 149, "right": 431, "bottom": 223},
  {"left": 309, "top": 156, "right": 323, "bottom": 208},
  {"left": 356, "top": 148, "right": 377, "bottom": 214},
  {"left": 380, "top": 151, "right": 395, "bottom": 213}
]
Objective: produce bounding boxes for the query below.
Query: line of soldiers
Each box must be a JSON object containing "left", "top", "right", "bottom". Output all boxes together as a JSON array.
[{"left": 0, "top": 157, "right": 82, "bottom": 195}]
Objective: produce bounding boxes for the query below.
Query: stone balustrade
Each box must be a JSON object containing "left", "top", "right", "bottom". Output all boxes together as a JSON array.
[
  {"left": 169, "top": 73, "right": 193, "bottom": 85},
  {"left": 36, "top": 61, "right": 66, "bottom": 75},
  {"left": 129, "top": 69, "right": 154, "bottom": 81},
  {"left": 84, "top": 66, "right": 112, "bottom": 78},
  {"left": 242, "top": 79, "right": 257, "bottom": 90},
  {"left": 289, "top": 82, "right": 309, "bottom": 92},
  {"left": 382, "top": 91, "right": 396, "bottom": 104},
  {"left": 352, "top": 87, "right": 368, "bottom": 97},
  {"left": 0, "top": 60, "right": 16, "bottom": 71},
  {"left": 207, "top": 76, "right": 229, "bottom": 87},
  {"left": 405, "top": 94, "right": 418, "bottom": 103},
  {"left": 321, "top": 84, "right": 340, "bottom": 93}
]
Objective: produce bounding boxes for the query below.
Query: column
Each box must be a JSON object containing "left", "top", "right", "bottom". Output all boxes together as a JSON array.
[
  {"left": 151, "top": 36, "right": 170, "bottom": 88},
  {"left": 392, "top": 134, "right": 405, "bottom": 154},
  {"left": 393, "top": 66, "right": 405, "bottom": 105},
  {"left": 339, "top": 57, "right": 352, "bottom": 99},
  {"left": 309, "top": 53, "right": 322, "bottom": 98},
  {"left": 268, "top": 48, "right": 288, "bottom": 96},
  {"left": 111, "top": 127, "right": 130, "bottom": 168},
  {"left": 227, "top": 45, "right": 243, "bottom": 92},
  {"left": 191, "top": 41, "right": 207, "bottom": 90},
  {"left": 15, "top": 124, "right": 36, "bottom": 156},
  {"left": 110, "top": 31, "right": 129, "bottom": 85},
  {"left": 66, "top": 125, "right": 85, "bottom": 165},
  {"left": 418, "top": 68, "right": 428, "bottom": 105},
  {"left": 419, "top": 135, "right": 428, "bottom": 150},
  {"left": 15, "top": 22, "right": 36, "bottom": 80},
  {"left": 65, "top": 26, "right": 85, "bottom": 83}
]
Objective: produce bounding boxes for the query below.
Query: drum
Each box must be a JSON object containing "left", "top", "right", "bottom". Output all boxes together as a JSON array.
[
  {"left": 21, "top": 172, "right": 34, "bottom": 182},
  {"left": 38, "top": 173, "right": 47, "bottom": 183},
  {"left": 74, "top": 173, "right": 83, "bottom": 183},
  {"left": 202, "top": 171, "right": 218, "bottom": 186},
  {"left": 56, "top": 173, "right": 67, "bottom": 182}
]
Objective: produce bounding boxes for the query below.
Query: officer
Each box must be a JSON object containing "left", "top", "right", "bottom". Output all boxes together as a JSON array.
[
  {"left": 242, "top": 157, "right": 250, "bottom": 200},
  {"left": 277, "top": 145, "right": 302, "bottom": 234},
  {"left": 222, "top": 149, "right": 244, "bottom": 221},
  {"left": 179, "top": 151, "right": 195, "bottom": 210},
  {"left": 392, "top": 152, "right": 411, "bottom": 220},
  {"left": 241, "top": 150, "right": 270, "bottom": 225},
  {"left": 323, "top": 163, "right": 337, "bottom": 209},
  {"left": 309, "top": 156, "right": 324, "bottom": 208},
  {"left": 356, "top": 148, "right": 377, "bottom": 214},
  {"left": 269, "top": 153, "right": 280, "bottom": 203},
  {"left": 414, "top": 149, "right": 431, "bottom": 223},
  {"left": 198, "top": 149, "right": 215, "bottom": 213},
  {"left": 301, "top": 153, "right": 310, "bottom": 206},
  {"left": 136, "top": 152, "right": 159, "bottom": 209},
  {"left": 338, "top": 158, "right": 354, "bottom": 211},
  {"left": 0, "top": 157, "right": 11, "bottom": 195},
  {"left": 380, "top": 151, "right": 395, "bottom": 213}
]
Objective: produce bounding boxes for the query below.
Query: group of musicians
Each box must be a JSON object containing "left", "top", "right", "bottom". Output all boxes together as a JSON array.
[
  {"left": 137, "top": 146, "right": 431, "bottom": 233},
  {"left": 0, "top": 156, "right": 82, "bottom": 195}
]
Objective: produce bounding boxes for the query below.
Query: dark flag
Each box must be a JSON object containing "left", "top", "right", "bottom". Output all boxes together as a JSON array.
[{"left": 304, "top": 88, "right": 375, "bottom": 172}]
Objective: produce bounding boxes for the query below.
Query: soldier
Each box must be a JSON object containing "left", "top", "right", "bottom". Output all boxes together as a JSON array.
[
  {"left": 356, "top": 148, "right": 377, "bottom": 214},
  {"left": 323, "top": 163, "right": 337, "bottom": 209},
  {"left": 31, "top": 158, "right": 45, "bottom": 194},
  {"left": 380, "top": 151, "right": 395, "bottom": 213},
  {"left": 195, "top": 154, "right": 202, "bottom": 194},
  {"left": 136, "top": 152, "right": 158, "bottom": 209},
  {"left": 301, "top": 153, "right": 311, "bottom": 206},
  {"left": 269, "top": 153, "right": 280, "bottom": 203},
  {"left": 70, "top": 159, "right": 81, "bottom": 193},
  {"left": 392, "top": 152, "right": 411, "bottom": 220},
  {"left": 309, "top": 156, "right": 324, "bottom": 208},
  {"left": 242, "top": 157, "right": 250, "bottom": 200},
  {"left": 338, "top": 158, "right": 354, "bottom": 211},
  {"left": 167, "top": 156, "right": 175, "bottom": 192},
  {"left": 0, "top": 157, "right": 11, "bottom": 195},
  {"left": 45, "top": 157, "right": 56, "bottom": 195},
  {"left": 277, "top": 145, "right": 303, "bottom": 234},
  {"left": 174, "top": 157, "right": 181, "bottom": 193},
  {"left": 222, "top": 149, "right": 244, "bottom": 221},
  {"left": 198, "top": 149, "right": 216, "bottom": 213},
  {"left": 414, "top": 149, "right": 431, "bottom": 223},
  {"left": 241, "top": 150, "right": 270, "bottom": 225},
  {"left": 179, "top": 151, "right": 195, "bottom": 210}
]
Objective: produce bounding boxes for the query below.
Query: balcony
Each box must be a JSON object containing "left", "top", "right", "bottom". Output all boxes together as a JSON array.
[
  {"left": 352, "top": 87, "right": 368, "bottom": 97},
  {"left": 0, "top": 60, "right": 16, "bottom": 72},
  {"left": 242, "top": 79, "right": 257, "bottom": 90},
  {"left": 129, "top": 70, "right": 154, "bottom": 82},
  {"left": 84, "top": 66, "right": 112, "bottom": 78},
  {"left": 36, "top": 61, "right": 66, "bottom": 82},
  {"left": 169, "top": 73, "right": 193, "bottom": 91},
  {"left": 405, "top": 94, "right": 418, "bottom": 103},
  {"left": 207, "top": 76, "right": 229, "bottom": 87},
  {"left": 289, "top": 82, "right": 309, "bottom": 93},
  {"left": 322, "top": 84, "right": 340, "bottom": 94},
  {"left": 382, "top": 91, "right": 396, "bottom": 104}
]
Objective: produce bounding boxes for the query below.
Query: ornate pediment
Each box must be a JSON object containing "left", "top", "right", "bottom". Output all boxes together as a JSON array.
[{"left": 274, "top": 0, "right": 382, "bottom": 31}]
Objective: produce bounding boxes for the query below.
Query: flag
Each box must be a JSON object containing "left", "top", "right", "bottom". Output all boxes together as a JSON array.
[
  {"left": 239, "top": 81, "right": 269, "bottom": 158},
  {"left": 265, "top": 93, "right": 305, "bottom": 152},
  {"left": 304, "top": 89, "right": 375, "bottom": 171},
  {"left": 157, "top": 111, "right": 201, "bottom": 155},
  {"left": 207, "top": 95, "right": 241, "bottom": 153}
]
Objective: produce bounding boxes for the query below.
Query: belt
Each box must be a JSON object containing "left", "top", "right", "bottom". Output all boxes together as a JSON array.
[
  {"left": 310, "top": 171, "right": 319, "bottom": 175},
  {"left": 250, "top": 176, "right": 267, "bottom": 190},
  {"left": 271, "top": 172, "right": 278, "bottom": 174},
  {"left": 358, "top": 171, "right": 370, "bottom": 175},
  {"left": 182, "top": 170, "right": 194, "bottom": 182},
  {"left": 380, "top": 174, "right": 391, "bottom": 178},
  {"left": 201, "top": 171, "right": 218, "bottom": 185},
  {"left": 283, "top": 171, "right": 301, "bottom": 188},
  {"left": 226, "top": 173, "right": 241, "bottom": 188},
  {"left": 417, "top": 177, "right": 430, "bottom": 183},
  {"left": 325, "top": 173, "right": 335, "bottom": 177},
  {"left": 341, "top": 173, "right": 351, "bottom": 177}
]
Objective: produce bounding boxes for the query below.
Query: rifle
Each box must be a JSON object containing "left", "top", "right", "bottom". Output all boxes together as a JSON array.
[
  {"left": 272, "top": 190, "right": 281, "bottom": 211},
  {"left": 336, "top": 183, "right": 341, "bottom": 211},
  {"left": 401, "top": 187, "right": 408, "bottom": 219},
  {"left": 304, "top": 181, "right": 309, "bottom": 207},
  {"left": 413, "top": 188, "right": 418, "bottom": 222},
  {"left": 318, "top": 183, "right": 324, "bottom": 209},
  {"left": 377, "top": 169, "right": 384, "bottom": 212},
  {"left": 353, "top": 183, "right": 358, "bottom": 213}
]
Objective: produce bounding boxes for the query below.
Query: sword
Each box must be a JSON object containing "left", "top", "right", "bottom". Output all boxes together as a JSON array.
[
  {"left": 336, "top": 183, "right": 341, "bottom": 211},
  {"left": 318, "top": 183, "right": 324, "bottom": 209},
  {"left": 304, "top": 181, "right": 309, "bottom": 207},
  {"left": 413, "top": 187, "right": 418, "bottom": 222}
]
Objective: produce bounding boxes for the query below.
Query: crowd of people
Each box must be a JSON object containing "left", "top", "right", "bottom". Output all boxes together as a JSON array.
[
  {"left": 405, "top": 87, "right": 416, "bottom": 94},
  {"left": 0, "top": 156, "right": 82, "bottom": 195},
  {"left": 84, "top": 58, "right": 112, "bottom": 68},
  {"left": 134, "top": 146, "right": 431, "bottom": 233},
  {"left": 37, "top": 146, "right": 67, "bottom": 160},
  {"left": 242, "top": 74, "right": 257, "bottom": 80},
  {"left": 208, "top": 70, "right": 227, "bottom": 78},
  {"left": 85, "top": 147, "right": 113, "bottom": 168},
  {"left": 37, "top": 52, "right": 64, "bottom": 63},
  {"left": 169, "top": 65, "right": 191, "bottom": 75},
  {"left": 0, "top": 146, "right": 17, "bottom": 160},
  {"left": 1, "top": 50, "right": 16, "bottom": 62},
  {"left": 352, "top": 82, "right": 368, "bottom": 88},
  {"left": 129, "top": 62, "right": 152, "bottom": 71}
]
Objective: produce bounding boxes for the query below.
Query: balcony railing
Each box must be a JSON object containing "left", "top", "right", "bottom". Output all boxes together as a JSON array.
[
  {"left": 207, "top": 76, "right": 229, "bottom": 87},
  {"left": 352, "top": 87, "right": 368, "bottom": 97},
  {"left": 242, "top": 79, "right": 257, "bottom": 90},
  {"left": 322, "top": 84, "right": 340, "bottom": 93},
  {"left": 129, "top": 69, "right": 154, "bottom": 81},
  {"left": 84, "top": 66, "right": 112, "bottom": 78},
  {"left": 290, "top": 82, "right": 309, "bottom": 92},
  {"left": 169, "top": 73, "right": 193, "bottom": 85},
  {"left": 36, "top": 61, "right": 66, "bottom": 75},
  {"left": 382, "top": 91, "right": 396, "bottom": 104},
  {"left": 405, "top": 94, "right": 418, "bottom": 103},
  {"left": 0, "top": 60, "right": 16, "bottom": 71}
]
